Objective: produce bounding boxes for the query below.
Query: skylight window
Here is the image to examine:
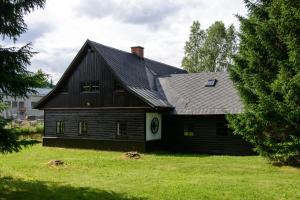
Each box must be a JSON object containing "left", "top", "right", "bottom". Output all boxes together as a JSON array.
[{"left": 205, "top": 79, "right": 217, "bottom": 87}]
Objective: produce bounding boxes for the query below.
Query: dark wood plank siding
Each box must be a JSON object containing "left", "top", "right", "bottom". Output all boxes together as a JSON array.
[
  {"left": 45, "top": 109, "right": 145, "bottom": 141},
  {"left": 162, "top": 115, "right": 254, "bottom": 155},
  {"left": 43, "top": 50, "right": 148, "bottom": 108},
  {"left": 43, "top": 138, "right": 146, "bottom": 152}
]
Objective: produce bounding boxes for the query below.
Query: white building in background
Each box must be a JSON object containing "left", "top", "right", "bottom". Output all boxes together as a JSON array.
[{"left": 1, "top": 88, "right": 52, "bottom": 120}]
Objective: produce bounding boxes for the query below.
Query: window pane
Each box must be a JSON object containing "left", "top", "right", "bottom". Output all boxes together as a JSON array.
[
  {"left": 19, "top": 101, "right": 25, "bottom": 108},
  {"left": 116, "top": 122, "right": 127, "bottom": 136},
  {"left": 81, "top": 81, "right": 91, "bottom": 92},
  {"left": 120, "top": 124, "right": 127, "bottom": 135},
  {"left": 83, "top": 122, "right": 87, "bottom": 133},
  {"left": 91, "top": 81, "right": 100, "bottom": 91},
  {"left": 205, "top": 79, "right": 217, "bottom": 87},
  {"left": 81, "top": 81, "right": 100, "bottom": 92},
  {"left": 56, "top": 122, "right": 60, "bottom": 134},
  {"left": 79, "top": 121, "right": 87, "bottom": 135},
  {"left": 184, "top": 124, "right": 194, "bottom": 137},
  {"left": 12, "top": 101, "right": 17, "bottom": 108},
  {"left": 56, "top": 121, "right": 64, "bottom": 134},
  {"left": 61, "top": 122, "right": 64, "bottom": 134}
]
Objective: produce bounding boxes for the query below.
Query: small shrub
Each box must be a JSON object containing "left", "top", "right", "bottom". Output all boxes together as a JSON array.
[
  {"left": 7, "top": 122, "right": 44, "bottom": 141},
  {"left": 36, "top": 123, "right": 44, "bottom": 133}
]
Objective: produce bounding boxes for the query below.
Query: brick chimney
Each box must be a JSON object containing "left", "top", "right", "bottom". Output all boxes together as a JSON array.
[{"left": 131, "top": 46, "right": 144, "bottom": 59}]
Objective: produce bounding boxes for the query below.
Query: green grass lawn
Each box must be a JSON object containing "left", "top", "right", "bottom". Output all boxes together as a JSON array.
[{"left": 1, "top": 144, "right": 300, "bottom": 200}]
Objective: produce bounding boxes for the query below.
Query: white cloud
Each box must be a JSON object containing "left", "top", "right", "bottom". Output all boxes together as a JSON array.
[
  {"left": 2, "top": 0, "right": 247, "bottom": 83},
  {"left": 77, "top": 0, "right": 184, "bottom": 28}
]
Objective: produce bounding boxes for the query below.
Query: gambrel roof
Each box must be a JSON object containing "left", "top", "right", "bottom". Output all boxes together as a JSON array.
[{"left": 36, "top": 40, "right": 243, "bottom": 115}]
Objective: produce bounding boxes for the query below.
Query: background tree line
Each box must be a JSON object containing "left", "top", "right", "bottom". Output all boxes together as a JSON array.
[{"left": 182, "top": 21, "right": 237, "bottom": 72}]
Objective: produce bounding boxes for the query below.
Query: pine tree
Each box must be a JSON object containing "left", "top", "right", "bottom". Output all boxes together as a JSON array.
[
  {"left": 228, "top": 0, "right": 300, "bottom": 165},
  {"left": 35, "top": 69, "right": 50, "bottom": 88},
  {"left": 182, "top": 21, "right": 237, "bottom": 72},
  {"left": 0, "top": 0, "right": 46, "bottom": 153}
]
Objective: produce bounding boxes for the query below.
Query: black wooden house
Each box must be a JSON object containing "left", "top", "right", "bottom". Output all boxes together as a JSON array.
[{"left": 36, "top": 40, "right": 253, "bottom": 155}]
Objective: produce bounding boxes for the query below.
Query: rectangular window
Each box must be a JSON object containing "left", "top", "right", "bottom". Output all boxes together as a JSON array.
[
  {"left": 216, "top": 122, "right": 228, "bottom": 136},
  {"left": 31, "top": 102, "right": 37, "bottom": 109},
  {"left": 19, "top": 101, "right": 25, "bottom": 112},
  {"left": 12, "top": 101, "right": 17, "bottom": 108},
  {"left": 116, "top": 122, "right": 127, "bottom": 136},
  {"left": 56, "top": 121, "right": 64, "bottom": 134},
  {"left": 205, "top": 79, "right": 217, "bottom": 87},
  {"left": 80, "top": 80, "right": 100, "bottom": 92},
  {"left": 183, "top": 123, "right": 194, "bottom": 137},
  {"left": 78, "top": 121, "right": 87, "bottom": 135},
  {"left": 81, "top": 81, "right": 91, "bottom": 92},
  {"left": 91, "top": 81, "right": 100, "bottom": 92}
]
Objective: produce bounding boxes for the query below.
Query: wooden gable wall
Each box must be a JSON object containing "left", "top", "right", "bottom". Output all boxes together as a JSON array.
[{"left": 42, "top": 49, "right": 149, "bottom": 108}]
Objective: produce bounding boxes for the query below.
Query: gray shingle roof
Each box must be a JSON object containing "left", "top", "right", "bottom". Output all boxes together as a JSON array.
[
  {"left": 1, "top": 88, "right": 52, "bottom": 98},
  {"left": 30, "top": 88, "right": 52, "bottom": 96},
  {"left": 89, "top": 40, "right": 186, "bottom": 107},
  {"left": 157, "top": 72, "right": 243, "bottom": 115}
]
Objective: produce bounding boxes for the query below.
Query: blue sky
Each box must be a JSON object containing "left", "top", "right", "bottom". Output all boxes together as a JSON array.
[{"left": 3, "top": 0, "right": 247, "bottom": 83}]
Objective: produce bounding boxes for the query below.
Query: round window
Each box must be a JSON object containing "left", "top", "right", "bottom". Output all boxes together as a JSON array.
[{"left": 150, "top": 117, "right": 159, "bottom": 134}]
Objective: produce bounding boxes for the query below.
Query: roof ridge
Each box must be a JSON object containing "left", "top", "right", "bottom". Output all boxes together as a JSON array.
[
  {"left": 164, "top": 71, "right": 229, "bottom": 77},
  {"left": 144, "top": 57, "right": 182, "bottom": 71},
  {"left": 88, "top": 40, "right": 133, "bottom": 56},
  {"left": 89, "top": 40, "right": 185, "bottom": 71}
]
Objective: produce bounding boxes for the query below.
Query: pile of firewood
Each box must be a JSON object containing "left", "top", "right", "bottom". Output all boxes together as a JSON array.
[
  {"left": 124, "top": 151, "right": 141, "bottom": 159},
  {"left": 48, "top": 160, "right": 64, "bottom": 166}
]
